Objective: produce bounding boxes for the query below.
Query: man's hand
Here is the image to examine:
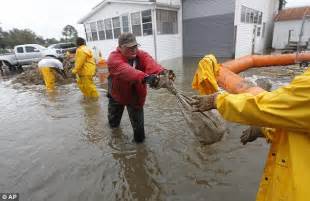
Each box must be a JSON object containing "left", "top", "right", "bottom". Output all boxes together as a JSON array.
[
  {"left": 165, "top": 70, "right": 176, "bottom": 81},
  {"left": 240, "top": 126, "right": 264, "bottom": 145},
  {"left": 190, "top": 93, "right": 219, "bottom": 112},
  {"left": 144, "top": 74, "right": 160, "bottom": 88}
]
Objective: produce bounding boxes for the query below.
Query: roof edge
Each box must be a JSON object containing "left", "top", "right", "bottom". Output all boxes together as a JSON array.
[
  {"left": 78, "top": 0, "right": 180, "bottom": 24},
  {"left": 78, "top": 0, "right": 154, "bottom": 24}
]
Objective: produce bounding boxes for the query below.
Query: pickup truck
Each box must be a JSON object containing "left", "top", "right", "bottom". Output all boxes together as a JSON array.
[
  {"left": 47, "top": 42, "right": 77, "bottom": 59},
  {"left": 0, "top": 44, "right": 57, "bottom": 70}
]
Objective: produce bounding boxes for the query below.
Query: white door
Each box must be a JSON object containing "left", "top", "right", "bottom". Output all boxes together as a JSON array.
[{"left": 251, "top": 25, "right": 257, "bottom": 54}]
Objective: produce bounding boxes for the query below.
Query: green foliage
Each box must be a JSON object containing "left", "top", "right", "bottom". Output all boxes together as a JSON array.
[
  {"left": 62, "top": 25, "right": 78, "bottom": 42},
  {"left": 0, "top": 26, "right": 66, "bottom": 50},
  {"left": 279, "top": 0, "right": 287, "bottom": 10}
]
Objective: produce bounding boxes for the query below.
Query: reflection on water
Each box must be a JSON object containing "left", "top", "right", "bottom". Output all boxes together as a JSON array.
[{"left": 0, "top": 57, "right": 287, "bottom": 201}]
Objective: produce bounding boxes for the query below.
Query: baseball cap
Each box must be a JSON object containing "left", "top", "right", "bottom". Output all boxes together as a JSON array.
[{"left": 118, "top": 33, "right": 139, "bottom": 48}]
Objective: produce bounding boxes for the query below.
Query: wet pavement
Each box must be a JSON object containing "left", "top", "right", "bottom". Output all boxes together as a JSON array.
[{"left": 0, "top": 57, "right": 295, "bottom": 201}]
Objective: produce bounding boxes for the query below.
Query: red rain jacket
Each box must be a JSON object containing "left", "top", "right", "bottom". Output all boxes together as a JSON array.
[{"left": 107, "top": 48, "right": 164, "bottom": 108}]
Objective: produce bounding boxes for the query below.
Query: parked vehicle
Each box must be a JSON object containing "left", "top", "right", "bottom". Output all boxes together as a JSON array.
[
  {"left": 0, "top": 44, "right": 57, "bottom": 70},
  {"left": 47, "top": 42, "right": 76, "bottom": 59}
]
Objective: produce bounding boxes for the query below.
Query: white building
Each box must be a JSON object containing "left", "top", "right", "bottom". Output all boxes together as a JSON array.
[
  {"left": 78, "top": 0, "right": 182, "bottom": 62},
  {"left": 183, "top": 0, "right": 279, "bottom": 58},
  {"left": 79, "top": 0, "right": 280, "bottom": 60},
  {"left": 272, "top": 6, "right": 310, "bottom": 50}
]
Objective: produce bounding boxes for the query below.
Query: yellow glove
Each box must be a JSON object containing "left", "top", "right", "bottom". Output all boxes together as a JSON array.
[{"left": 71, "top": 69, "right": 77, "bottom": 74}]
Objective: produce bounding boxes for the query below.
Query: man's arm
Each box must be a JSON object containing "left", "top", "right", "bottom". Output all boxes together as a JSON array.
[
  {"left": 216, "top": 71, "right": 310, "bottom": 133},
  {"left": 139, "top": 50, "right": 164, "bottom": 75}
]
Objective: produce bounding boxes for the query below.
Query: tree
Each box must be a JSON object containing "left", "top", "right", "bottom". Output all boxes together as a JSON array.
[
  {"left": 62, "top": 25, "right": 78, "bottom": 42},
  {"left": 279, "top": 0, "right": 287, "bottom": 10},
  {"left": 5, "top": 28, "right": 38, "bottom": 48},
  {"left": 0, "top": 27, "right": 62, "bottom": 50},
  {"left": 45, "top": 38, "right": 59, "bottom": 46},
  {"left": 0, "top": 27, "right": 6, "bottom": 49}
]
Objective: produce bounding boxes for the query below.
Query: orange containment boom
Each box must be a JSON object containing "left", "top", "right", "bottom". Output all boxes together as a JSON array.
[
  {"left": 222, "top": 53, "right": 310, "bottom": 74},
  {"left": 217, "top": 67, "right": 265, "bottom": 95}
]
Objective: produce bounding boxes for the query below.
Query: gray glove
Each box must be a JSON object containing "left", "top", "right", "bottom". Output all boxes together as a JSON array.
[
  {"left": 143, "top": 74, "right": 160, "bottom": 88},
  {"left": 240, "top": 126, "right": 264, "bottom": 145},
  {"left": 154, "top": 70, "right": 176, "bottom": 89},
  {"left": 190, "top": 93, "right": 219, "bottom": 112}
]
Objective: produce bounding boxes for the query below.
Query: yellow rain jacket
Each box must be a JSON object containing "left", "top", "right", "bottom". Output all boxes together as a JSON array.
[
  {"left": 192, "top": 54, "right": 310, "bottom": 200},
  {"left": 72, "top": 45, "right": 96, "bottom": 76},
  {"left": 72, "top": 45, "right": 99, "bottom": 98},
  {"left": 192, "top": 55, "right": 220, "bottom": 94},
  {"left": 216, "top": 68, "right": 310, "bottom": 201}
]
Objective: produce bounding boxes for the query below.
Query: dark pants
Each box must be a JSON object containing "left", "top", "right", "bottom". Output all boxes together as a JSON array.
[{"left": 108, "top": 97, "right": 145, "bottom": 143}]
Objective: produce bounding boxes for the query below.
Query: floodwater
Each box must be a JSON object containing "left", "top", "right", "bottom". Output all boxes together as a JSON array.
[{"left": 1, "top": 57, "right": 288, "bottom": 201}]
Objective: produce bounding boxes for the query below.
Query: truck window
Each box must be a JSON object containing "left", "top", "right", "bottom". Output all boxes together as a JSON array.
[
  {"left": 16, "top": 47, "right": 24, "bottom": 53},
  {"left": 25, "top": 46, "right": 37, "bottom": 53}
]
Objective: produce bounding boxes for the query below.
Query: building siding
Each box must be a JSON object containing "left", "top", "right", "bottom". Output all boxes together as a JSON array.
[
  {"left": 82, "top": 2, "right": 182, "bottom": 61},
  {"left": 183, "top": 0, "right": 235, "bottom": 20},
  {"left": 182, "top": 0, "right": 235, "bottom": 58},
  {"left": 272, "top": 20, "right": 310, "bottom": 49},
  {"left": 183, "top": 13, "right": 235, "bottom": 58},
  {"left": 234, "top": 0, "right": 279, "bottom": 58}
]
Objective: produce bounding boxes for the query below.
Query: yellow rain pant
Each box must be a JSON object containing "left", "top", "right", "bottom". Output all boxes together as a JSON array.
[
  {"left": 76, "top": 75, "right": 99, "bottom": 99},
  {"left": 215, "top": 68, "right": 310, "bottom": 201},
  {"left": 192, "top": 54, "right": 220, "bottom": 95},
  {"left": 40, "top": 67, "right": 55, "bottom": 92}
]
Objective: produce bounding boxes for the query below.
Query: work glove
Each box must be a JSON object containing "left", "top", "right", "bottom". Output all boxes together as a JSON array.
[
  {"left": 154, "top": 70, "right": 176, "bottom": 89},
  {"left": 143, "top": 74, "right": 160, "bottom": 88},
  {"left": 190, "top": 93, "right": 219, "bottom": 112},
  {"left": 240, "top": 126, "right": 264, "bottom": 145},
  {"left": 71, "top": 68, "right": 77, "bottom": 74},
  {"left": 163, "top": 69, "right": 176, "bottom": 81}
]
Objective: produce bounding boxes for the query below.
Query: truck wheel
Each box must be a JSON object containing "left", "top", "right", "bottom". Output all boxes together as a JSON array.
[
  {"left": 3, "top": 61, "right": 16, "bottom": 72},
  {"left": 17, "top": 65, "right": 24, "bottom": 73},
  {"left": 0, "top": 61, "right": 3, "bottom": 76}
]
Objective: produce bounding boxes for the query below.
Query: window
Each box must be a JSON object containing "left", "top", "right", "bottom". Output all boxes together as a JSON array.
[
  {"left": 131, "top": 12, "right": 142, "bottom": 36},
  {"left": 142, "top": 10, "right": 152, "bottom": 35},
  {"left": 112, "top": 17, "right": 121, "bottom": 39},
  {"left": 262, "top": 22, "right": 266, "bottom": 38},
  {"left": 250, "top": 10, "right": 254, "bottom": 23},
  {"left": 241, "top": 6, "right": 246, "bottom": 22},
  {"left": 254, "top": 11, "right": 259, "bottom": 24},
  {"left": 16, "top": 47, "right": 24, "bottom": 53},
  {"left": 25, "top": 46, "right": 37, "bottom": 53},
  {"left": 104, "top": 18, "right": 113, "bottom": 39},
  {"left": 97, "top": 20, "right": 105, "bottom": 40},
  {"left": 122, "top": 15, "right": 130, "bottom": 33},
  {"left": 257, "top": 27, "right": 261, "bottom": 37},
  {"left": 85, "top": 24, "right": 92, "bottom": 41},
  {"left": 156, "top": 9, "right": 178, "bottom": 34},
  {"left": 241, "top": 6, "right": 263, "bottom": 25},
  {"left": 245, "top": 8, "right": 250, "bottom": 23},
  {"left": 90, "top": 22, "right": 98, "bottom": 41},
  {"left": 258, "top": 12, "right": 263, "bottom": 24},
  {"left": 58, "top": 43, "right": 75, "bottom": 49}
]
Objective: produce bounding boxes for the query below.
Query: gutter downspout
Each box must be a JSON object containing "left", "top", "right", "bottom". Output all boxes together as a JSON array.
[{"left": 152, "top": 1, "right": 158, "bottom": 61}]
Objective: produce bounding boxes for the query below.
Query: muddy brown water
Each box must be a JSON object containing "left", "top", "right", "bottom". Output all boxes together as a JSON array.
[{"left": 1, "top": 57, "right": 297, "bottom": 201}]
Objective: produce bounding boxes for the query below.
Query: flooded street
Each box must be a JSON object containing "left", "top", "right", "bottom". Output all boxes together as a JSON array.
[{"left": 0, "top": 57, "right": 283, "bottom": 201}]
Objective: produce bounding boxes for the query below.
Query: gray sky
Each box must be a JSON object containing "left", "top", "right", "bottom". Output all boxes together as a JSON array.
[
  {"left": 0, "top": 0, "right": 309, "bottom": 40},
  {"left": 0, "top": 0, "right": 102, "bottom": 39}
]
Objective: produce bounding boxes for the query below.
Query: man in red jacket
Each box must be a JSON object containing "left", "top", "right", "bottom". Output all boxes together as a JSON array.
[{"left": 107, "top": 33, "right": 175, "bottom": 143}]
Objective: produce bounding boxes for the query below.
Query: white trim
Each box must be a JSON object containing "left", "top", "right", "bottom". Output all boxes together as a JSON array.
[{"left": 78, "top": 0, "right": 180, "bottom": 24}]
